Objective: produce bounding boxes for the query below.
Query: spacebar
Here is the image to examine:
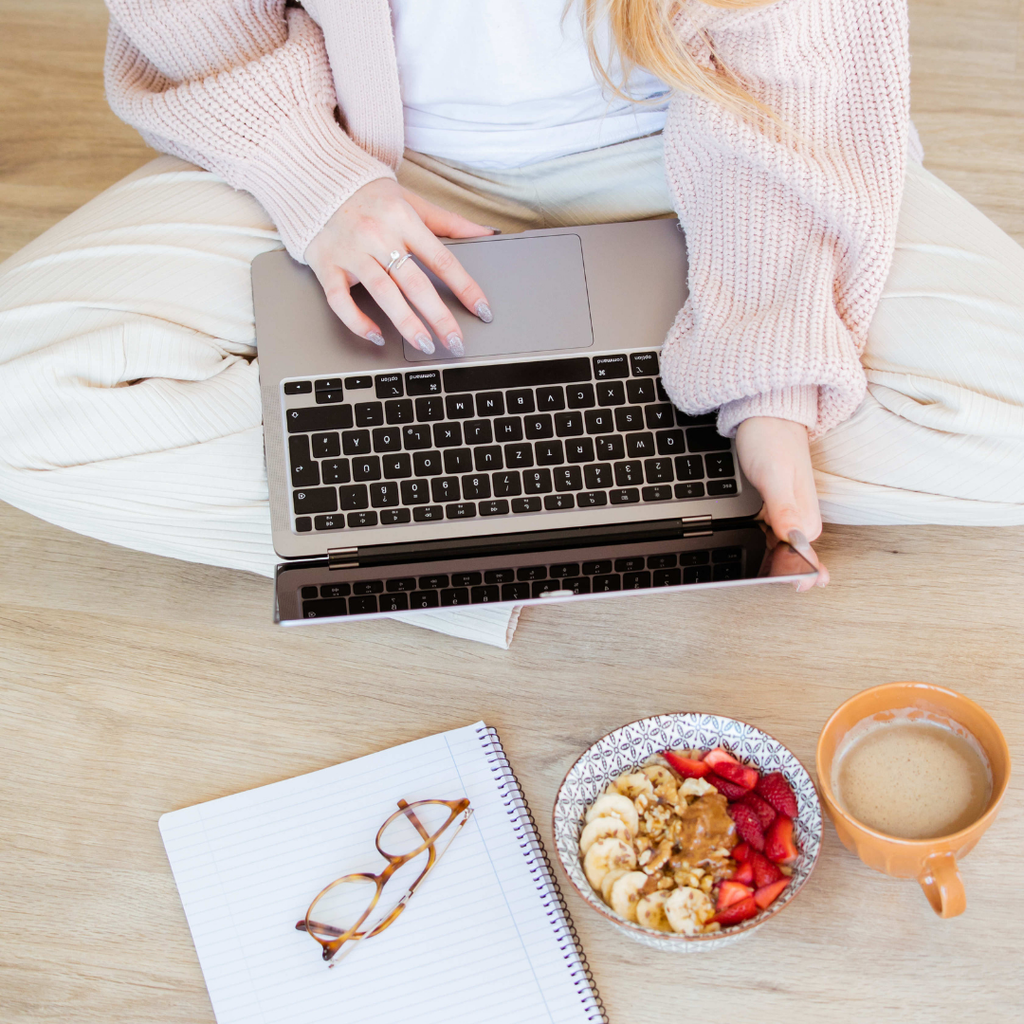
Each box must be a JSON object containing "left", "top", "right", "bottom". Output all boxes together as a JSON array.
[{"left": 443, "top": 357, "right": 592, "bottom": 393}]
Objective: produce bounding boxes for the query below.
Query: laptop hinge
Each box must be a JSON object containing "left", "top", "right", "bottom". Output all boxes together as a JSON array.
[
  {"left": 679, "top": 514, "right": 714, "bottom": 538},
  {"left": 328, "top": 546, "right": 359, "bottom": 570}
]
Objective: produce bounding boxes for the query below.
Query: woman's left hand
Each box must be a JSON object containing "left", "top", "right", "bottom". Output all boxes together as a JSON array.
[{"left": 735, "top": 417, "right": 829, "bottom": 591}]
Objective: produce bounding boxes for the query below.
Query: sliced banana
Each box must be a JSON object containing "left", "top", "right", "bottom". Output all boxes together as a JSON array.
[
  {"left": 579, "top": 815, "right": 632, "bottom": 855},
  {"left": 584, "top": 793, "right": 639, "bottom": 835},
  {"left": 599, "top": 867, "right": 629, "bottom": 904},
  {"left": 583, "top": 836, "right": 637, "bottom": 891},
  {"left": 664, "top": 886, "right": 714, "bottom": 935},
  {"left": 680, "top": 777, "right": 717, "bottom": 799},
  {"left": 641, "top": 765, "right": 676, "bottom": 788},
  {"left": 608, "top": 871, "right": 649, "bottom": 922},
  {"left": 635, "top": 890, "right": 673, "bottom": 932},
  {"left": 612, "top": 772, "right": 654, "bottom": 800}
]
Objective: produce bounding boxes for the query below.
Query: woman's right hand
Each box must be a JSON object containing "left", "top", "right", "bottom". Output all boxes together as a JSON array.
[{"left": 304, "top": 178, "right": 494, "bottom": 356}]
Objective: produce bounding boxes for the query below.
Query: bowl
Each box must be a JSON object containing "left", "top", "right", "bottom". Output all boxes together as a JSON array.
[{"left": 552, "top": 712, "right": 823, "bottom": 951}]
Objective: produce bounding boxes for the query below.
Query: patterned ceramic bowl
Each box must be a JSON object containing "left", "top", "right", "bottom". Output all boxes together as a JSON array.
[{"left": 552, "top": 713, "right": 822, "bottom": 951}]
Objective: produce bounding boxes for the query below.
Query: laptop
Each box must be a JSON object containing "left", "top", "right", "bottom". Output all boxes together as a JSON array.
[{"left": 251, "top": 218, "right": 818, "bottom": 624}]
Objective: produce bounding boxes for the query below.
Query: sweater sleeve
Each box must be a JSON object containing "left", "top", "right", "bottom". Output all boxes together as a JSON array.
[
  {"left": 659, "top": 0, "right": 910, "bottom": 439},
  {"left": 103, "top": 0, "right": 396, "bottom": 262}
]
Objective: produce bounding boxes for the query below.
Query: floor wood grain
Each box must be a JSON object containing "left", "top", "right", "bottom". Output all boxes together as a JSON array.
[{"left": 1, "top": 2, "right": 1022, "bottom": 1022}]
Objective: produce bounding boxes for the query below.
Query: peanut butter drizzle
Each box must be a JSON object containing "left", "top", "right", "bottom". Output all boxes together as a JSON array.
[{"left": 672, "top": 794, "right": 735, "bottom": 866}]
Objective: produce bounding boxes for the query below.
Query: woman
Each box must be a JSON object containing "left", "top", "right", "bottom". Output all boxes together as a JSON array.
[{"left": 1, "top": 0, "right": 1022, "bottom": 592}]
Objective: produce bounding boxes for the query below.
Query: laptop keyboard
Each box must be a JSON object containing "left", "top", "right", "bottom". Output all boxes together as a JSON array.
[
  {"left": 297, "top": 546, "right": 744, "bottom": 617},
  {"left": 282, "top": 351, "right": 738, "bottom": 534}
]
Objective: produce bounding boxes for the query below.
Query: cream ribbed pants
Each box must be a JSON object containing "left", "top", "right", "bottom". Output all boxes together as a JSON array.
[{"left": 1, "top": 135, "right": 1022, "bottom": 597}]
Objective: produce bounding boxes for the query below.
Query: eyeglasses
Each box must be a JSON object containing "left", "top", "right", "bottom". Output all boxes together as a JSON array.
[{"left": 295, "top": 797, "right": 473, "bottom": 966}]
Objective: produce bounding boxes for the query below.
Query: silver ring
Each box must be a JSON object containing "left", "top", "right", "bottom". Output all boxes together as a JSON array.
[{"left": 385, "top": 249, "right": 412, "bottom": 275}]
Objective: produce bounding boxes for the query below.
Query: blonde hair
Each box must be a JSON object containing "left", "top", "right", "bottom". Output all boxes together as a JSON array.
[{"left": 577, "top": 0, "right": 778, "bottom": 125}]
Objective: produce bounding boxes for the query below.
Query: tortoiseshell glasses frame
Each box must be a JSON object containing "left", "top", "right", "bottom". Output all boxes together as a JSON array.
[{"left": 295, "top": 797, "right": 472, "bottom": 966}]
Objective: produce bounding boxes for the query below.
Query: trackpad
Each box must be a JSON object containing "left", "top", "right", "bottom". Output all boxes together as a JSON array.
[{"left": 354, "top": 234, "right": 594, "bottom": 362}]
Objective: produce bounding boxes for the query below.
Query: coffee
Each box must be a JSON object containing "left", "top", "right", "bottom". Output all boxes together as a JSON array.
[{"left": 832, "top": 711, "right": 992, "bottom": 840}]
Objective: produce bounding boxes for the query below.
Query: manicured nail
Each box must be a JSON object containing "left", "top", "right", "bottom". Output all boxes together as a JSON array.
[
  {"left": 367, "top": 331, "right": 385, "bottom": 347},
  {"left": 787, "top": 528, "right": 814, "bottom": 558},
  {"left": 475, "top": 300, "right": 493, "bottom": 323},
  {"left": 446, "top": 333, "right": 465, "bottom": 357},
  {"left": 414, "top": 333, "right": 435, "bottom": 355},
  {"left": 485, "top": 227, "right": 502, "bottom": 235}
]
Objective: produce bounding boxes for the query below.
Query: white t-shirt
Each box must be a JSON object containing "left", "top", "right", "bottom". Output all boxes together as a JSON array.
[{"left": 390, "top": 0, "right": 669, "bottom": 170}]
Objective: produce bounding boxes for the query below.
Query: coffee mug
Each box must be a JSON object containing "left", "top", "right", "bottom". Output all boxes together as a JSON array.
[{"left": 816, "top": 682, "right": 1010, "bottom": 918}]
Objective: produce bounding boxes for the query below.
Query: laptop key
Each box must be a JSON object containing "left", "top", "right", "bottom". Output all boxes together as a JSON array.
[
  {"left": 385, "top": 399, "right": 414, "bottom": 425},
  {"left": 626, "top": 432, "right": 656, "bottom": 458},
  {"left": 345, "top": 375, "right": 372, "bottom": 390},
  {"left": 348, "top": 594, "right": 378, "bottom": 614},
  {"left": 445, "top": 357, "right": 591, "bottom": 392},
  {"left": 303, "top": 598, "right": 347, "bottom": 618},
  {"left": 339, "top": 485, "right": 369, "bottom": 510},
  {"left": 321, "top": 583, "right": 351, "bottom": 598},
  {"left": 320, "top": 460, "right": 350, "bottom": 484},
  {"left": 314, "top": 378, "right": 344, "bottom": 392},
  {"left": 441, "top": 588, "right": 471, "bottom": 606},
  {"left": 713, "top": 563, "right": 743, "bottom": 581},
  {"left": 380, "top": 508, "right": 412, "bottom": 524},
  {"left": 375, "top": 373, "right": 403, "bottom": 399},
  {"left": 406, "top": 370, "right": 441, "bottom": 396},
  {"left": 582, "top": 560, "right": 612, "bottom": 575},
  {"left": 593, "top": 354, "right": 629, "bottom": 379},
  {"left": 535, "top": 440, "right": 563, "bottom": 465},
  {"left": 409, "top": 591, "right": 440, "bottom": 609},
  {"left": 372, "top": 427, "right": 402, "bottom": 452},
  {"left": 503, "top": 443, "right": 533, "bottom": 468},
  {"left": 626, "top": 379, "right": 657, "bottom": 404},
  {"left": 355, "top": 402, "right": 384, "bottom": 426},
  {"left": 501, "top": 582, "right": 531, "bottom": 601},
  {"left": 524, "top": 414, "right": 553, "bottom": 439},
  {"left": 471, "top": 585, "right": 501, "bottom": 603},
  {"left": 565, "top": 577, "right": 591, "bottom": 594},
  {"left": 415, "top": 395, "right": 445, "bottom": 421},
  {"left": 341, "top": 430, "right": 371, "bottom": 455},
  {"left": 462, "top": 474, "right": 491, "bottom": 499},
  {"left": 295, "top": 517, "right": 313, "bottom": 532},
  {"left": 684, "top": 565, "right": 713, "bottom": 584},
  {"left": 431, "top": 477, "right": 460, "bottom": 503},
  {"left": 566, "top": 383, "right": 595, "bottom": 408},
  {"left": 655, "top": 429, "right": 685, "bottom": 455},
  {"left": 352, "top": 580, "right": 384, "bottom": 595},
  {"left": 352, "top": 456, "right": 381, "bottom": 481},
  {"left": 613, "top": 461, "right": 643, "bottom": 487},
  {"left": 648, "top": 554, "right": 678, "bottom": 569},
  {"left": 545, "top": 494, "right": 575, "bottom": 510},
  {"left": 479, "top": 499, "right": 510, "bottom": 516},
  {"left": 675, "top": 454, "right": 704, "bottom": 480},
  {"left": 646, "top": 404, "right": 675, "bottom": 430},
  {"left": 713, "top": 546, "right": 743, "bottom": 563},
  {"left": 288, "top": 436, "right": 319, "bottom": 487},
  {"left": 400, "top": 479, "right": 429, "bottom": 504},
  {"left": 444, "top": 448, "right": 473, "bottom": 474},
  {"left": 403, "top": 424, "right": 432, "bottom": 449},
  {"left": 585, "top": 408, "right": 614, "bottom": 433},
  {"left": 284, "top": 381, "right": 312, "bottom": 395},
  {"left": 653, "top": 568, "right": 683, "bottom": 587},
  {"left": 445, "top": 502, "right": 476, "bottom": 519},
  {"left": 609, "top": 488, "right": 640, "bottom": 504},
  {"left": 287, "top": 406, "right": 353, "bottom": 433},
  {"left": 642, "top": 485, "right": 673, "bottom": 502},
  {"left": 675, "top": 482, "right": 706, "bottom": 499},
  {"left": 706, "top": 452, "right": 736, "bottom": 478},
  {"left": 687, "top": 426, "right": 731, "bottom": 452},
  {"left": 413, "top": 505, "right": 443, "bottom": 522},
  {"left": 433, "top": 422, "right": 463, "bottom": 447},
  {"left": 511, "top": 497, "right": 542, "bottom": 513},
  {"left": 315, "top": 390, "right": 344, "bottom": 405},
  {"left": 474, "top": 446, "right": 502, "bottom": 472},
  {"left": 517, "top": 566, "right": 547, "bottom": 581},
  {"left": 414, "top": 450, "right": 443, "bottom": 476},
  {"left": 476, "top": 391, "right": 504, "bottom": 417},
  {"left": 369, "top": 482, "right": 399, "bottom": 507},
  {"left": 533, "top": 579, "right": 569, "bottom": 597},
  {"left": 554, "top": 411, "right": 584, "bottom": 437},
  {"left": 293, "top": 487, "right": 337, "bottom": 514},
  {"left": 419, "top": 575, "right": 449, "bottom": 589},
  {"left": 536, "top": 386, "right": 565, "bottom": 411},
  {"left": 583, "top": 463, "right": 613, "bottom": 489},
  {"left": 445, "top": 394, "right": 474, "bottom": 419},
  {"left": 380, "top": 593, "right": 409, "bottom": 612},
  {"left": 577, "top": 490, "right": 608, "bottom": 507},
  {"left": 464, "top": 419, "right": 493, "bottom": 445},
  {"left": 382, "top": 454, "right": 411, "bottom": 479},
  {"left": 506, "top": 389, "right": 535, "bottom": 414},
  {"left": 595, "top": 435, "right": 625, "bottom": 460},
  {"left": 554, "top": 466, "right": 583, "bottom": 491},
  {"left": 312, "top": 432, "right": 341, "bottom": 459},
  {"left": 596, "top": 381, "right": 626, "bottom": 406},
  {"left": 494, "top": 417, "right": 523, "bottom": 442},
  {"left": 386, "top": 577, "right": 417, "bottom": 592},
  {"left": 644, "top": 458, "right": 673, "bottom": 483},
  {"left": 615, "top": 557, "right": 645, "bottom": 572},
  {"left": 592, "top": 574, "right": 622, "bottom": 592},
  {"left": 313, "top": 514, "right": 344, "bottom": 531},
  {"left": 484, "top": 569, "right": 516, "bottom": 584},
  {"left": 623, "top": 571, "right": 652, "bottom": 590},
  {"left": 452, "top": 572, "right": 483, "bottom": 587},
  {"left": 707, "top": 479, "right": 738, "bottom": 496},
  {"left": 630, "top": 351, "right": 660, "bottom": 376},
  {"left": 614, "top": 406, "right": 645, "bottom": 432},
  {"left": 347, "top": 511, "right": 378, "bottom": 528},
  {"left": 523, "top": 469, "right": 552, "bottom": 494},
  {"left": 681, "top": 550, "right": 711, "bottom": 566},
  {"left": 550, "top": 563, "right": 580, "bottom": 578},
  {"left": 565, "top": 438, "right": 595, "bottom": 463},
  {"left": 492, "top": 471, "right": 522, "bottom": 497}
]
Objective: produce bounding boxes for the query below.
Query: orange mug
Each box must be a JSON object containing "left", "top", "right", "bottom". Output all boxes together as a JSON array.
[{"left": 816, "top": 682, "right": 1010, "bottom": 918}]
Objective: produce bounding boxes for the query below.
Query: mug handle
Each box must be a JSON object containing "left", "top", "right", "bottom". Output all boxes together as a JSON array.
[{"left": 917, "top": 852, "right": 966, "bottom": 918}]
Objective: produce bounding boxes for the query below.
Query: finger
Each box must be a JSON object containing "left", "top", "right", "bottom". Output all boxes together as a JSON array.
[
  {"left": 356, "top": 257, "right": 435, "bottom": 354},
  {"left": 391, "top": 257, "right": 465, "bottom": 355},
  {"left": 757, "top": 489, "right": 827, "bottom": 591},
  {"left": 407, "top": 220, "right": 492, "bottom": 326},
  {"left": 317, "top": 267, "right": 385, "bottom": 347},
  {"left": 402, "top": 189, "right": 495, "bottom": 239}
]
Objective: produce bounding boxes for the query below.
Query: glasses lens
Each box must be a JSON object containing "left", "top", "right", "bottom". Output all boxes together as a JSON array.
[
  {"left": 306, "top": 876, "right": 378, "bottom": 944},
  {"left": 377, "top": 801, "right": 456, "bottom": 859}
]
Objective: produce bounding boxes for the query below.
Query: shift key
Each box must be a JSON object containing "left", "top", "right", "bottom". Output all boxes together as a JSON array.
[{"left": 293, "top": 487, "right": 338, "bottom": 514}]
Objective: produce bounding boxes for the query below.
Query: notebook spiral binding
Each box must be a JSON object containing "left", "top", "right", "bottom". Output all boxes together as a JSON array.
[{"left": 477, "top": 725, "right": 608, "bottom": 1024}]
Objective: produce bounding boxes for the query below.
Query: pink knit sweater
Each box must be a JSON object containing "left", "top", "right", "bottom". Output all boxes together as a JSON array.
[{"left": 104, "top": 0, "right": 911, "bottom": 439}]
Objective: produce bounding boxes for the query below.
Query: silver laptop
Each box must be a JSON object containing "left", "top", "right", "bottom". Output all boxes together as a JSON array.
[{"left": 252, "top": 219, "right": 817, "bottom": 624}]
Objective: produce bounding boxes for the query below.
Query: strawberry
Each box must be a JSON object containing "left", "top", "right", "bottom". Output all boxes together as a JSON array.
[
  {"left": 732, "top": 861, "right": 755, "bottom": 886},
  {"left": 728, "top": 802, "right": 766, "bottom": 852},
  {"left": 730, "top": 842, "right": 751, "bottom": 862},
  {"left": 748, "top": 849, "right": 783, "bottom": 888},
  {"left": 756, "top": 771, "right": 799, "bottom": 819},
  {"left": 740, "top": 791, "right": 777, "bottom": 830},
  {"left": 662, "top": 750, "right": 710, "bottom": 778},
  {"left": 765, "top": 815, "right": 800, "bottom": 864},
  {"left": 712, "top": 760, "right": 759, "bottom": 791},
  {"left": 716, "top": 880, "right": 754, "bottom": 910},
  {"left": 703, "top": 747, "right": 740, "bottom": 769},
  {"left": 710, "top": 895, "right": 759, "bottom": 927},
  {"left": 753, "top": 877, "right": 791, "bottom": 909},
  {"left": 707, "top": 774, "right": 750, "bottom": 800}
]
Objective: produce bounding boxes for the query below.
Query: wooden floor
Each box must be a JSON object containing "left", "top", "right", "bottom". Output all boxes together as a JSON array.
[{"left": 2, "top": 3, "right": 1023, "bottom": 1023}]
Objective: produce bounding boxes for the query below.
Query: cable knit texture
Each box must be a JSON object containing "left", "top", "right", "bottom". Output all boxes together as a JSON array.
[{"left": 103, "top": 0, "right": 910, "bottom": 438}]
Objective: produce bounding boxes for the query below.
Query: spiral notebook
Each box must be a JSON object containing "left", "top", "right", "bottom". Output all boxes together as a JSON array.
[{"left": 159, "top": 722, "right": 605, "bottom": 1024}]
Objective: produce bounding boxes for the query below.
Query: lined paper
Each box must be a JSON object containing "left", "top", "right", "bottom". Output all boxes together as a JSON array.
[{"left": 159, "top": 723, "right": 595, "bottom": 1024}]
